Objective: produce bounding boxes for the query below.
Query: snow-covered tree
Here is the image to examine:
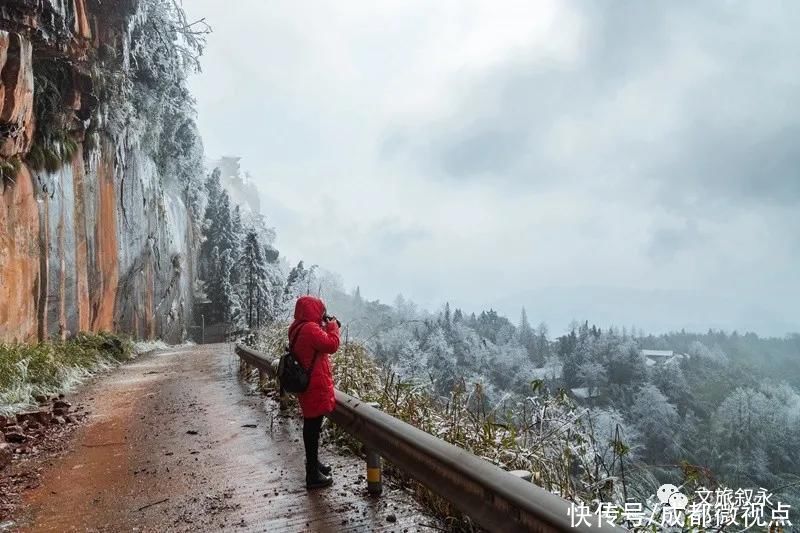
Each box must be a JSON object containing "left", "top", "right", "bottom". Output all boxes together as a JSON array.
[
  {"left": 237, "top": 231, "right": 271, "bottom": 329},
  {"left": 630, "top": 383, "right": 680, "bottom": 462},
  {"left": 578, "top": 361, "right": 608, "bottom": 395},
  {"left": 199, "top": 169, "right": 244, "bottom": 323}
]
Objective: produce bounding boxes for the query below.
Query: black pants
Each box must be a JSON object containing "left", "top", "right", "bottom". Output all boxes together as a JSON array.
[{"left": 303, "top": 416, "right": 324, "bottom": 472}]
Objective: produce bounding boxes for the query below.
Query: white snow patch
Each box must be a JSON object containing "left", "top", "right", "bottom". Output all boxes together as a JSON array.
[{"left": 133, "top": 339, "right": 196, "bottom": 356}]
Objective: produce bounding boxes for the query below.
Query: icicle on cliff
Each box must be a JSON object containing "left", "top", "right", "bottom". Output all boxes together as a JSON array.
[{"left": 0, "top": 0, "right": 204, "bottom": 343}]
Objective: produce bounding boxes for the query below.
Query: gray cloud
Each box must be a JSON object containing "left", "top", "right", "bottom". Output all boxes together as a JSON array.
[
  {"left": 439, "top": 127, "right": 528, "bottom": 178},
  {"left": 647, "top": 219, "right": 704, "bottom": 261},
  {"left": 370, "top": 221, "right": 430, "bottom": 254},
  {"left": 390, "top": 0, "right": 800, "bottom": 211},
  {"left": 659, "top": 121, "right": 800, "bottom": 209},
  {"left": 186, "top": 0, "right": 800, "bottom": 336}
]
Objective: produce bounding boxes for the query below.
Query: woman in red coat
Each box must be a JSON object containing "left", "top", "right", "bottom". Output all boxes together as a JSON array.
[{"left": 287, "top": 295, "right": 340, "bottom": 489}]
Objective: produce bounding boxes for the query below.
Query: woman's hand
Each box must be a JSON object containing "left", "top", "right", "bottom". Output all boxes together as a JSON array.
[{"left": 324, "top": 315, "right": 342, "bottom": 328}]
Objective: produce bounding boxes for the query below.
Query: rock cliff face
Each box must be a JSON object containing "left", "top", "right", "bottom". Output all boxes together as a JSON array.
[{"left": 0, "top": 0, "right": 201, "bottom": 343}]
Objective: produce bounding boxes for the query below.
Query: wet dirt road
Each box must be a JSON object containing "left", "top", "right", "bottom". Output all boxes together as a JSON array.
[{"left": 18, "top": 344, "right": 437, "bottom": 532}]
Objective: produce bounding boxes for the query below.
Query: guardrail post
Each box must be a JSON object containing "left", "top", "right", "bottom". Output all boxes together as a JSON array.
[{"left": 365, "top": 402, "right": 382, "bottom": 496}]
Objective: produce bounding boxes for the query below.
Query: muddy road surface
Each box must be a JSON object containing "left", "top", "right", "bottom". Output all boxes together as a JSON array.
[{"left": 15, "top": 344, "right": 438, "bottom": 532}]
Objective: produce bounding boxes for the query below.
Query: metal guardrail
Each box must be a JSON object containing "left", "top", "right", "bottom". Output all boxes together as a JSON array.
[{"left": 234, "top": 344, "right": 624, "bottom": 533}]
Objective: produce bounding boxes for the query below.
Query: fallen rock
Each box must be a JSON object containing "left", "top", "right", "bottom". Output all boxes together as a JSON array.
[
  {"left": 0, "top": 415, "right": 7, "bottom": 427},
  {"left": 52, "top": 416, "right": 66, "bottom": 425},
  {"left": 0, "top": 443, "right": 11, "bottom": 470},
  {"left": 16, "top": 410, "right": 50, "bottom": 426},
  {"left": 52, "top": 400, "right": 71, "bottom": 410},
  {"left": 3, "top": 427, "right": 26, "bottom": 444},
  {"left": 34, "top": 394, "right": 48, "bottom": 404},
  {"left": 23, "top": 420, "right": 41, "bottom": 431},
  {"left": 386, "top": 514, "right": 397, "bottom": 523},
  {"left": 52, "top": 407, "right": 69, "bottom": 417}
]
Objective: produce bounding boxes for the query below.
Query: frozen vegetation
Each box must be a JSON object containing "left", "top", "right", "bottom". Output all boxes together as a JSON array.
[
  {"left": 0, "top": 333, "right": 133, "bottom": 414},
  {"left": 234, "top": 268, "right": 800, "bottom": 528}
]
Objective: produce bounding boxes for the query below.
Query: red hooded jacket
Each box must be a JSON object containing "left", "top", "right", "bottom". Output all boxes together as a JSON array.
[{"left": 287, "top": 296, "right": 340, "bottom": 418}]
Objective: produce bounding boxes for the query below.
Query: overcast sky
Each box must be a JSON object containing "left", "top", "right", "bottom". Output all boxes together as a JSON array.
[{"left": 185, "top": 0, "right": 800, "bottom": 337}]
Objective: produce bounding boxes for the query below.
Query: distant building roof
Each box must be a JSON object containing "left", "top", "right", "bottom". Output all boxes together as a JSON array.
[
  {"left": 641, "top": 349, "right": 674, "bottom": 358},
  {"left": 642, "top": 350, "right": 687, "bottom": 367}
]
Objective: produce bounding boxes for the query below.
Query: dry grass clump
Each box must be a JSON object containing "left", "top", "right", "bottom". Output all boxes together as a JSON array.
[{"left": 0, "top": 332, "right": 133, "bottom": 414}]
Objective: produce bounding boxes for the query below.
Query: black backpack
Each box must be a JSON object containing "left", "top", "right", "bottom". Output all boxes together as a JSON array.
[{"left": 277, "top": 323, "right": 318, "bottom": 393}]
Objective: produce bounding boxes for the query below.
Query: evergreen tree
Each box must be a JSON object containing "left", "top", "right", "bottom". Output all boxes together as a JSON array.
[
  {"left": 199, "top": 169, "right": 223, "bottom": 281},
  {"left": 535, "top": 322, "right": 550, "bottom": 364},
  {"left": 353, "top": 286, "right": 363, "bottom": 307},
  {"left": 230, "top": 205, "right": 244, "bottom": 279},
  {"left": 237, "top": 230, "right": 271, "bottom": 329},
  {"left": 199, "top": 168, "right": 245, "bottom": 324},
  {"left": 285, "top": 261, "right": 307, "bottom": 295},
  {"left": 206, "top": 246, "right": 235, "bottom": 323},
  {"left": 279, "top": 260, "right": 317, "bottom": 317},
  {"left": 519, "top": 307, "right": 536, "bottom": 361}
]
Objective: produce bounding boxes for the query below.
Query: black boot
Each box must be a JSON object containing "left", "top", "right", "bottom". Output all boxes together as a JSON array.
[
  {"left": 305, "top": 461, "right": 332, "bottom": 477},
  {"left": 306, "top": 465, "right": 333, "bottom": 489},
  {"left": 303, "top": 416, "right": 331, "bottom": 489},
  {"left": 317, "top": 462, "right": 332, "bottom": 476}
]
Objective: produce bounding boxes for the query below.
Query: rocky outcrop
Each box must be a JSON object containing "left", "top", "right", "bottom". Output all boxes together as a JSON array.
[
  {"left": 0, "top": 0, "right": 200, "bottom": 343},
  {"left": 0, "top": 29, "right": 34, "bottom": 158},
  {"left": 0, "top": 165, "right": 39, "bottom": 341}
]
